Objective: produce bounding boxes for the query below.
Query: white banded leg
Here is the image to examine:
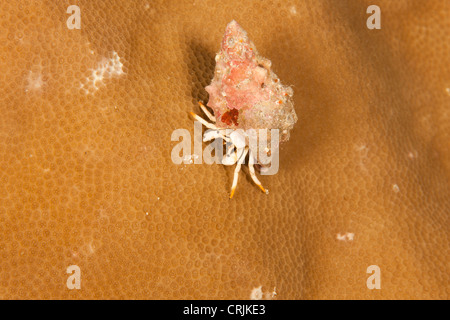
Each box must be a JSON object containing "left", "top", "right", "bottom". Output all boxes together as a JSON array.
[
  {"left": 248, "top": 149, "right": 266, "bottom": 193},
  {"left": 229, "top": 147, "right": 248, "bottom": 199}
]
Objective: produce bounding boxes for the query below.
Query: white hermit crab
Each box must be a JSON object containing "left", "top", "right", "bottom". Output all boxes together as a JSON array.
[
  {"left": 191, "top": 21, "right": 297, "bottom": 198},
  {"left": 190, "top": 102, "right": 266, "bottom": 199}
]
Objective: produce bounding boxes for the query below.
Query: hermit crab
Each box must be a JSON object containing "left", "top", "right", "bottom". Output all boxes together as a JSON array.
[{"left": 191, "top": 20, "right": 297, "bottom": 198}]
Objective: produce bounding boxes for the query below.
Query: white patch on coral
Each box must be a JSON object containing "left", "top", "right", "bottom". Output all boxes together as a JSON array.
[
  {"left": 337, "top": 232, "right": 355, "bottom": 241},
  {"left": 392, "top": 184, "right": 400, "bottom": 193},
  {"left": 250, "top": 286, "right": 263, "bottom": 300},
  {"left": 88, "top": 241, "right": 96, "bottom": 254},
  {"left": 80, "top": 51, "right": 124, "bottom": 94},
  {"left": 272, "top": 287, "right": 277, "bottom": 298},
  {"left": 408, "top": 150, "right": 418, "bottom": 159},
  {"left": 264, "top": 287, "right": 277, "bottom": 300},
  {"left": 250, "top": 286, "right": 277, "bottom": 300},
  {"left": 355, "top": 144, "right": 369, "bottom": 172},
  {"left": 290, "top": 6, "right": 298, "bottom": 15},
  {"left": 25, "top": 70, "right": 44, "bottom": 92}
]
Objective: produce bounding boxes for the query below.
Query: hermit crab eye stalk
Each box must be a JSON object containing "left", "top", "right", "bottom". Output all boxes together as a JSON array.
[{"left": 191, "top": 20, "right": 298, "bottom": 198}]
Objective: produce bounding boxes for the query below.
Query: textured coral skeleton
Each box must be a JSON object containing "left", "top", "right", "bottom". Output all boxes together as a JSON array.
[{"left": 191, "top": 20, "right": 297, "bottom": 198}]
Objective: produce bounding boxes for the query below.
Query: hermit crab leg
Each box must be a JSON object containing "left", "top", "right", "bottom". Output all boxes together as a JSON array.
[
  {"left": 229, "top": 146, "right": 249, "bottom": 199},
  {"left": 189, "top": 112, "right": 217, "bottom": 130},
  {"left": 198, "top": 101, "right": 216, "bottom": 122},
  {"left": 190, "top": 110, "right": 265, "bottom": 198},
  {"left": 248, "top": 149, "right": 266, "bottom": 193}
]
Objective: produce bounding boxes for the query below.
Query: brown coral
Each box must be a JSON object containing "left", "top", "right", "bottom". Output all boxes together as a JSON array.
[{"left": 0, "top": 0, "right": 448, "bottom": 300}]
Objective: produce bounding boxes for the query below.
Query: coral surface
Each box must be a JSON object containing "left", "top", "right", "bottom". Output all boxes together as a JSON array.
[{"left": 0, "top": 0, "right": 448, "bottom": 300}]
